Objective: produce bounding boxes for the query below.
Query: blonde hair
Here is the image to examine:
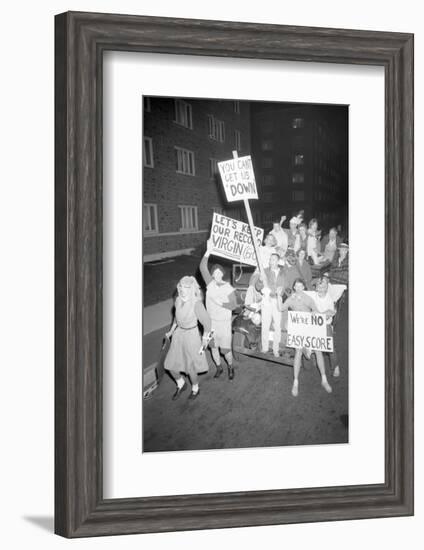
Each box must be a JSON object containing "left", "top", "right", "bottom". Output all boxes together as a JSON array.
[{"left": 177, "top": 276, "right": 202, "bottom": 301}]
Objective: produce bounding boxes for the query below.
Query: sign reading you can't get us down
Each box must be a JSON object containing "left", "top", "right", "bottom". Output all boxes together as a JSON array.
[{"left": 218, "top": 155, "right": 258, "bottom": 202}]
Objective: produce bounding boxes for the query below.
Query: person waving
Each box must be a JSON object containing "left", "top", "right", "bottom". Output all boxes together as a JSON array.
[{"left": 200, "top": 240, "right": 238, "bottom": 380}]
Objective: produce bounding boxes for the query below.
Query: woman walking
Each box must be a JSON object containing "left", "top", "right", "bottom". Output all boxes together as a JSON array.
[
  {"left": 277, "top": 278, "right": 317, "bottom": 397},
  {"left": 164, "top": 276, "right": 212, "bottom": 400}
]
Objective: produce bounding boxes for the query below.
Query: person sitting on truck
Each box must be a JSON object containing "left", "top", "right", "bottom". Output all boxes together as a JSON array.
[
  {"left": 296, "top": 248, "right": 313, "bottom": 289},
  {"left": 269, "top": 216, "right": 288, "bottom": 257},
  {"left": 329, "top": 243, "right": 349, "bottom": 285},
  {"left": 296, "top": 222, "right": 308, "bottom": 253},
  {"left": 200, "top": 239, "right": 238, "bottom": 380},
  {"left": 244, "top": 282, "right": 262, "bottom": 309},
  {"left": 321, "top": 227, "right": 341, "bottom": 264},
  {"left": 283, "top": 249, "right": 300, "bottom": 292},
  {"left": 285, "top": 216, "right": 301, "bottom": 251},
  {"left": 307, "top": 218, "right": 327, "bottom": 265}
]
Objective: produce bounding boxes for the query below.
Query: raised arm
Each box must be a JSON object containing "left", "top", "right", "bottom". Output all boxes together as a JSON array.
[{"left": 199, "top": 240, "right": 213, "bottom": 285}]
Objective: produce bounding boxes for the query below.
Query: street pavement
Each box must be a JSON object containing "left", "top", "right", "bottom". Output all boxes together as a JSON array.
[{"left": 142, "top": 294, "right": 349, "bottom": 452}]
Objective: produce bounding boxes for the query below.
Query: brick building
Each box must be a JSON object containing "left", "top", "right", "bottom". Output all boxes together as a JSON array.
[
  {"left": 251, "top": 103, "right": 348, "bottom": 232},
  {"left": 143, "top": 97, "right": 251, "bottom": 262}
]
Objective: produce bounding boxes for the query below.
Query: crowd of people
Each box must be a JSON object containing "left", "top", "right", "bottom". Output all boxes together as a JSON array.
[{"left": 163, "top": 212, "right": 348, "bottom": 400}]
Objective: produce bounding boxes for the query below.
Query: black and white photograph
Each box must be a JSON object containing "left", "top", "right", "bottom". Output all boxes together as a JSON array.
[
  {"left": 142, "top": 96, "right": 349, "bottom": 453},
  {"left": 0, "top": 0, "right": 417, "bottom": 545}
]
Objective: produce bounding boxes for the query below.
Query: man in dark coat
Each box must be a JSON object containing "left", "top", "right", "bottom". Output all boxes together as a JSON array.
[{"left": 329, "top": 243, "right": 349, "bottom": 285}]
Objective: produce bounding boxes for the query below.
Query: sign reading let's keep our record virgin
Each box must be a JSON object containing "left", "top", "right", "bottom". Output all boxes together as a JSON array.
[
  {"left": 209, "top": 212, "right": 264, "bottom": 267},
  {"left": 218, "top": 155, "right": 258, "bottom": 202}
]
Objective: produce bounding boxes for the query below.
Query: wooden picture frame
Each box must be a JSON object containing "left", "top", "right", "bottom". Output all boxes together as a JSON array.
[{"left": 55, "top": 11, "right": 414, "bottom": 537}]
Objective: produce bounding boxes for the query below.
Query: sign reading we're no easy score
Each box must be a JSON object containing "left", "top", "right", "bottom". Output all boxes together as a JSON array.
[
  {"left": 287, "top": 311, "right": 334, "bottom": 352},
  {"left": 218, "top": 155, "right": 258, "bottom": 202}
]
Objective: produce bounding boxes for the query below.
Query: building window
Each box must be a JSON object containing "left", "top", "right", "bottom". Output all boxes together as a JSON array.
[
  {"left": 233, "top": 100, "right": 240, "bottom": 114},
  {"left": 174, "top": 99, "right": 193, "bottom": 129},
  {"left": 209, "top": 158, "right": 219, "bottom": 178},
  {"left": 261, "top": 139, "right": 273, "bottom": 151},
  {"left": 144, "top": 203, "right": 158, "bottom": 233},
  {"left": 143, "top": 137, "right": 154, "bottom": 168},
  {"left": 263, "top": 175, "right": 274, "bottom": 187},
  {"left": 175, "top": 147, "right": 195, "bottom": 175},
  {"left": 208, "top": 115, "right": 225, "bottom": 142},
  {"left": 179, "top": 205, "right": 198, "bottom": 231},
  {"left": 292, "top": 190, "right": 305, "bottom": 202},
  {"left": 292, "top": 172, "right": 304, "bottom": 184},
  {"left": 262, "top": 157, "right": 273, "bottom": 169},
  {"left": 234, "top": 130, "right": 241, "bottom": 151},
  {"left": 143, "top": 97, "right": 151, "bottom": 112},
  {"left": 292, "top": 117, "right": 305, "bottom": 129},
  {"left": 294, "top": 153, "right": 304, "bottom": 166}
]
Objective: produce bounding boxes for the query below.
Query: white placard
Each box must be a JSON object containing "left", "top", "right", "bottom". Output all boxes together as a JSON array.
[
  {"left": 210, "top": 212, "right": 263, "bottom": 266},
  {"left": 218, "top": 155, "right": 258, "bottom": 202},
  {"left": 287, "top": 311, "right": 333, "bottom": 352}
]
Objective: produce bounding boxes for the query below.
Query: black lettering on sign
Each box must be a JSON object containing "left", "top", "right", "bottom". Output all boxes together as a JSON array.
[{"left": 311, "top": 315, "right": 324, "bottom": 326}]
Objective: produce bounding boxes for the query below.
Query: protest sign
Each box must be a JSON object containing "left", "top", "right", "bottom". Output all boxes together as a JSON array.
[
  {"left": 218, "top": 155, "right": 258, "bottom": 202},
  {"left": 287, "top": 311, "right": 334, "bottom": 352},
  {"left": 209, "top": 212, "right": 264, "bottom": 267}
]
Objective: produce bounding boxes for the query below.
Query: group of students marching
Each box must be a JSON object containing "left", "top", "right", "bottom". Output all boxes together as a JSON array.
[{"left": 164, "top": 212, "right": 348, "bottom": 401}]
